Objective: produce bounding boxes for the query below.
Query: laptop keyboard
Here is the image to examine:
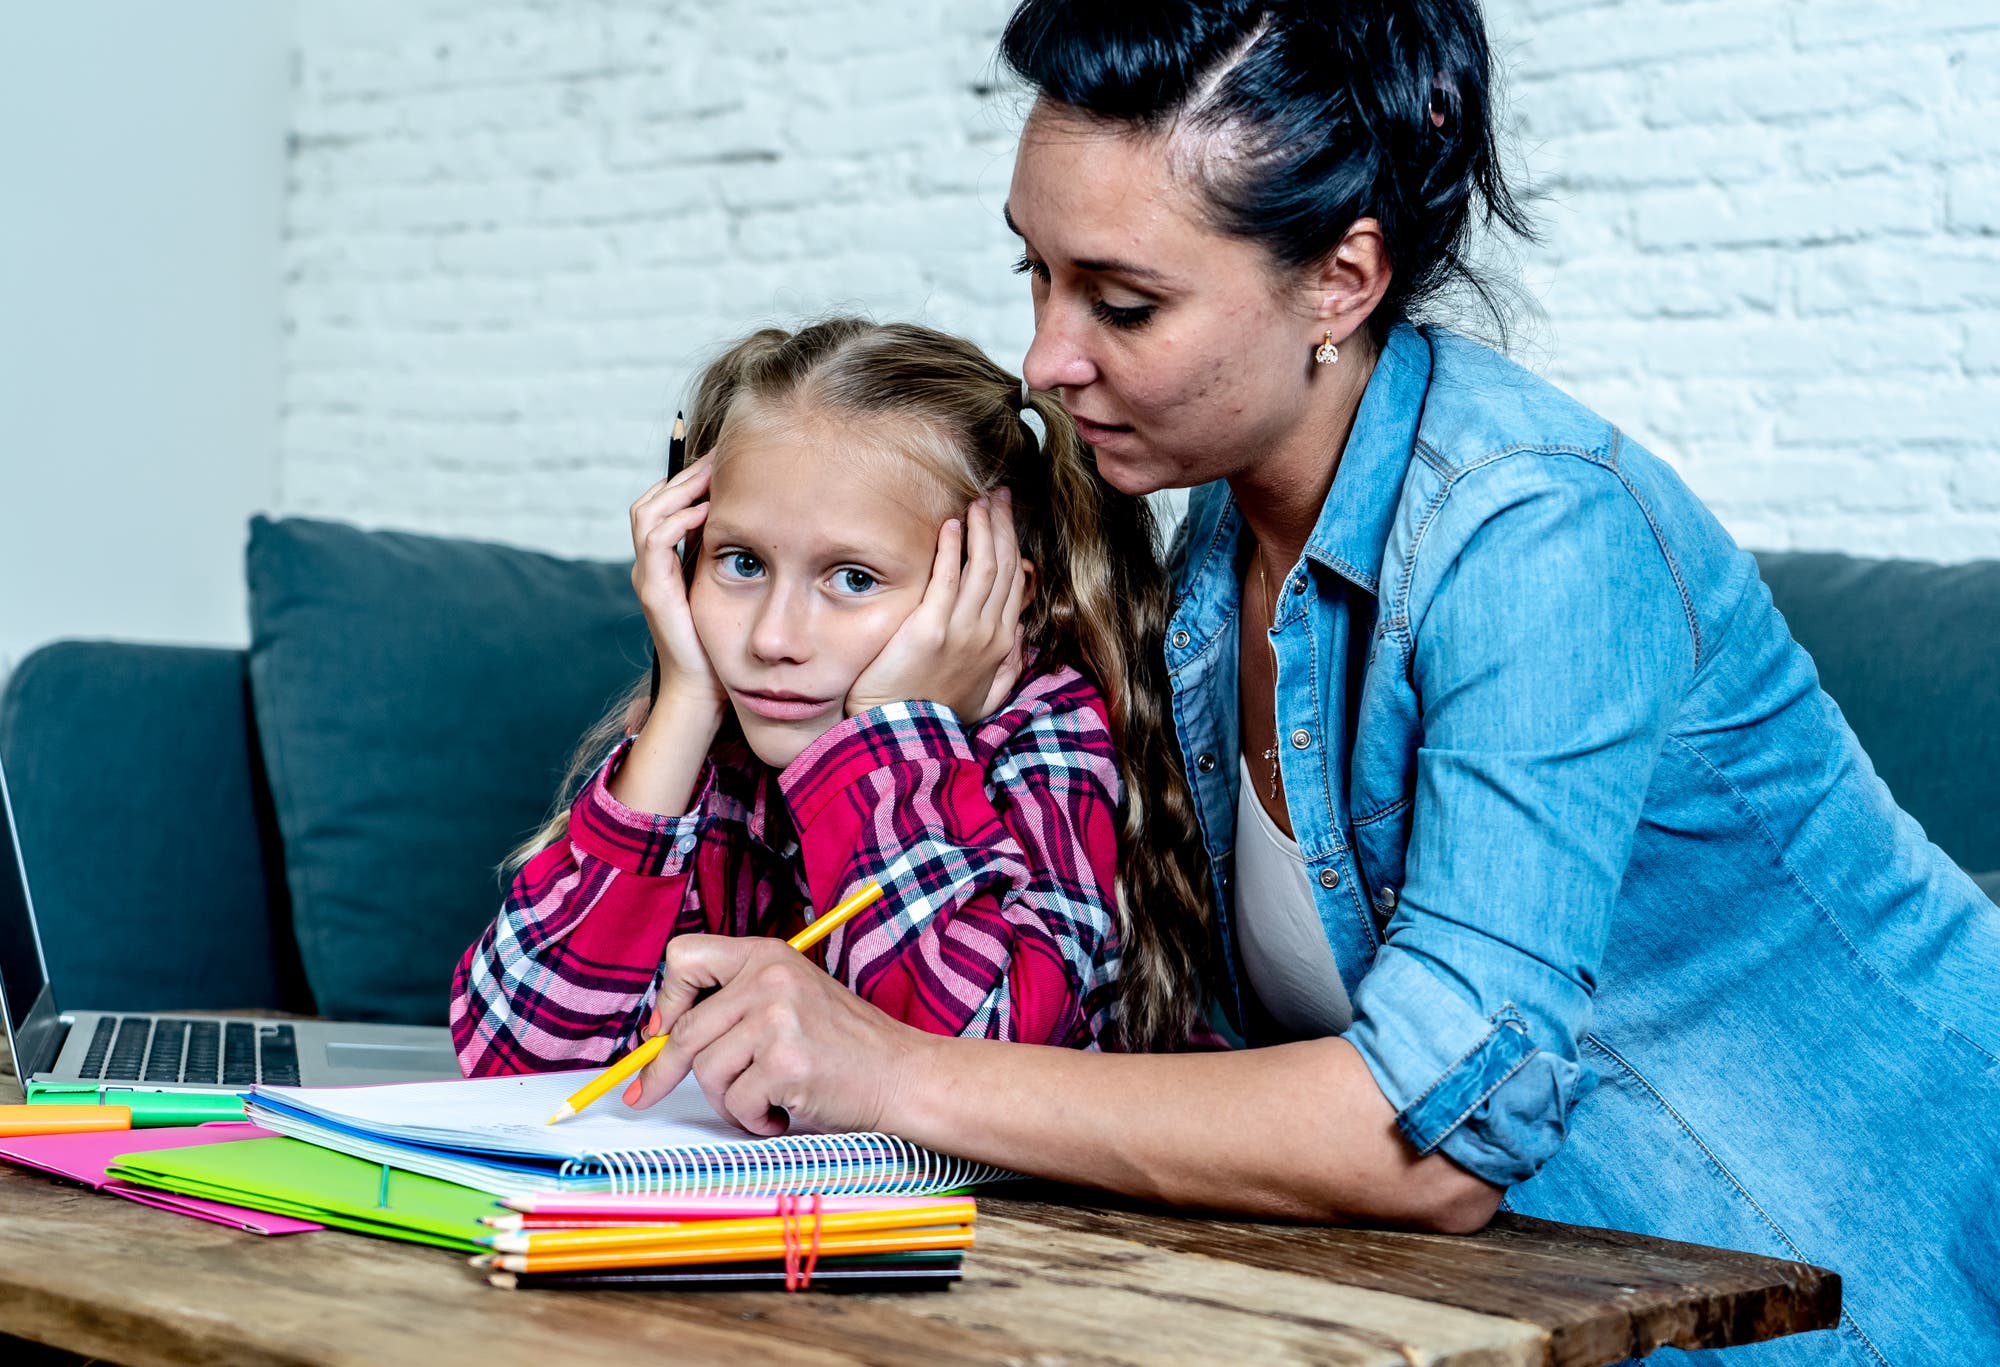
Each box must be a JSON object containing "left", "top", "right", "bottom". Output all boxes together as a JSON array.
[{"left": 72, "top": 1016, "right": 300, "bottom": 1087}]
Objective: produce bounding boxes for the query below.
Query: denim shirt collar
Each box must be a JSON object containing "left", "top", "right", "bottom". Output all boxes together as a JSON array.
[{"left": 1301, "top": 322, "right": 1433, "bottom": 597}]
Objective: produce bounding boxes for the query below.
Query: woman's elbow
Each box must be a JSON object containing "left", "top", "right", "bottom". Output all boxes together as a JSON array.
[{"left": 1406, "top": 1166, "right": 1506, "bottom": 1234}]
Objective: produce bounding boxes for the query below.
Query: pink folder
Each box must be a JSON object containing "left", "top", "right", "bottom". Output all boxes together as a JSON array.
[{"left": 0, "top": 1122, "right": 322, "bottom": 1235}]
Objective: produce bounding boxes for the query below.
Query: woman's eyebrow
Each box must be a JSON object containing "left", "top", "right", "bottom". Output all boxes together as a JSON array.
[{"left": 1003, "top": 203, "right": 1170, "bottom": 285}]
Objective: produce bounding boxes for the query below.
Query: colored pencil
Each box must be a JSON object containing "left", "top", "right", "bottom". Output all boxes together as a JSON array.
[
  {"left": 546, "top": 880, "right": 885, "bottom": 1124},
  {"left": 487, "top": 1256, "right": 961, "bottom": 1293},
  {"left": 487, "top": 1192, "right": 950, "bottom": 1230},
  {"left": 483, "top": 1225, "right": 975, "bottom": 1274},
  {"left": 482, "top": 1200, "right": 976, "bottom": 1254}
]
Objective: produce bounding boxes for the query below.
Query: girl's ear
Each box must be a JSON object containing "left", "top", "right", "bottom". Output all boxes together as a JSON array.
[{"left": 1021, "top": 560, "right": 1037, "bottom": 607}]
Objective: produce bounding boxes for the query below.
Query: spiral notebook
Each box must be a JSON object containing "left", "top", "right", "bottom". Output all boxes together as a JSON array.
[{"left": 245, "top": 1069, "right": 1017, "bottom": 1199}]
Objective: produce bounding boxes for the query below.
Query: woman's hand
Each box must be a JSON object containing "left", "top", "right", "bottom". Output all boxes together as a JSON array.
[
  {"left": 845, "top": 490, "right": 1031, "bottom": 723},
  {"left": 624, "top": 935, "right": 931, "bottom": 1138},
  {"left": 629, "top": 455, "right": 725, "bottom": 714}
]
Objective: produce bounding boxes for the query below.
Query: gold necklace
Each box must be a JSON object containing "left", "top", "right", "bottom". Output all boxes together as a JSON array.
[{"left": 1255, "top": 553, "right": 1281, "bottom": 802}]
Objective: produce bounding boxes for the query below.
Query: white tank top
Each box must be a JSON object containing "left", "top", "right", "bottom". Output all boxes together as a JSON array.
[{"left": 1232, "top": 756, "right": 1354, "bottom": 1038}]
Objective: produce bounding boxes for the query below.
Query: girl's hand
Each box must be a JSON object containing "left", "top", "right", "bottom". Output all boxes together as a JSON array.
[
  {"left": 630, "top": 455, "right": 725, "bottom": 714},
  {"left": 626, "top": 935, "right": 930, "bottom": 1138},
  {"left": 845, "top": 490, "right": 1031, "bottom": 723}
]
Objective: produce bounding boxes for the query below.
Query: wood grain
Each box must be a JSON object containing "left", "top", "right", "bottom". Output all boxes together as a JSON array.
[{"left": 0, "top": 1035, "right": 1836, "bottom": 1365}]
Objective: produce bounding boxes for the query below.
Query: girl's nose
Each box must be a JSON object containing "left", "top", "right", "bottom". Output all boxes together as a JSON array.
[
  {"left": 747, "top": 585, "right": 811, "bottom": 665},
  {"left": 1022, "top": 301, "right": 1099, "bottom": 394}
]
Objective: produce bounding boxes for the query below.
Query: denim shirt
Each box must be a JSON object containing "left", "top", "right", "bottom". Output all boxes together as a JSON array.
[{"left": 1164, "top": 324, "right": 1999, "bottom": 1365}]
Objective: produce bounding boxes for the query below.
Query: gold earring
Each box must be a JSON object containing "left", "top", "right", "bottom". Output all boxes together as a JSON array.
[{"left": 1314, "top": 331, "right": 1339, "bottom": 365}]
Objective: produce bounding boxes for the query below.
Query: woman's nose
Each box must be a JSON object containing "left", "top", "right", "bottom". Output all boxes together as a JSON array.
[{"left": 1022, "top": 302, "right": 1099, "bottom": 393}]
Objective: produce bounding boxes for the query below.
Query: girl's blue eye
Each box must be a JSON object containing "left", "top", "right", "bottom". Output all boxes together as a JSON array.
[
  {"left": 722, "top": 551, "right": 763, "bottom": 579},
  {"left": 834, "top": 568, "right": 877, "bottom": 595}
]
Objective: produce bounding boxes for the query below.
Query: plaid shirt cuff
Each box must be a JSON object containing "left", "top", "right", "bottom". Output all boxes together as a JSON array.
[
  {"left": 777, "top": 700, "right": 976, "bottom": 827},
  {"left": 569, "top": 736, "right": 713, "bottom": 877}
]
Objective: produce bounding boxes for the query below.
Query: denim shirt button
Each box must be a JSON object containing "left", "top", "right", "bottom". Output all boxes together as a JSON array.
[
  {"left": 1196, "top": 752, "right": 1217, "bottom": 773},
  {"left": 1171, "top": 629, "right": 1191, "bottom": 649},
  {"left": 1291, "top": 575, "right": 1307, "bottom": 594},
  {"left": 1290, "top": 728, "right": 1312, "bottom": 749},
  {"left": 1374, "top": 885, "right": 1398, "bottom": 911},
  {"left": 1318, "top": 867, "right": 1341, "bottom": 889}
]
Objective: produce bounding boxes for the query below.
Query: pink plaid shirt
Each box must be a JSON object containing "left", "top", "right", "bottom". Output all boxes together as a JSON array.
[{"left": 451, "top": 663, "right": 1125, "bottom": 1075}]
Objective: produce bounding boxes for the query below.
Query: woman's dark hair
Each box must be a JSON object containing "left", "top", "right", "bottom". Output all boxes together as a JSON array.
[{"left": 1000, "top": 0, "right": 1534, "bottom": 339}]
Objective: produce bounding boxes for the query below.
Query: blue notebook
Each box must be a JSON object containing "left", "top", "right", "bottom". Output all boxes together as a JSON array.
[{"left": 246, "top": 1069, "right": 1014, "bottom": 1199}]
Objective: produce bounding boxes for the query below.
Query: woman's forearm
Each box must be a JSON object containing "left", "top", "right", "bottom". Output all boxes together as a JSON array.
[{"left": 889, "top": 1033, "right": 1503, "bottom": 1232}]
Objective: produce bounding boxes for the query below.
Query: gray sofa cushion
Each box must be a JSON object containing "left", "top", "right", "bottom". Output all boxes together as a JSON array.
[
  {"left": 0, "top": 642, "right": 296, "bottom": 1011},
  {"left": 1757, "top": 552, "right": 2000, "bottom": 875},
  {"left": 246, "top": 516, "right": 650, "bottom": 1023}
]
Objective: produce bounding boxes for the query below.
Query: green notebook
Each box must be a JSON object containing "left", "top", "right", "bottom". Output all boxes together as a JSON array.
[{"left": 107, "top": 1137, "right": 496, "bottom": 1252}]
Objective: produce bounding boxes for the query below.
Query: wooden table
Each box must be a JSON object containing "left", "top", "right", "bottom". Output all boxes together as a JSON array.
[{"left": 0, "top": 1037, "right": 1837, "bottom": 1366}]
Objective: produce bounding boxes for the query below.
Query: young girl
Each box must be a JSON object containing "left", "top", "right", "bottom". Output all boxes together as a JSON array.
[{"left": 450, "top": 318, "right": 1214, "bottom": 1076}]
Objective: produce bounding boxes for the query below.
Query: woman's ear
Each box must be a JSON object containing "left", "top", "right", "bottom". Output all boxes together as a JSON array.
[
  {"left": 1021, "top": 560, "right": 1037, "bottom": 608},
  {"left": 1312, "top": 216, "right": 1393, "bottom": 342}
]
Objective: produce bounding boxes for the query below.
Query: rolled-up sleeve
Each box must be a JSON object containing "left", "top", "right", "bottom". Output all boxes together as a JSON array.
[{"left": 1344, "top": 453, "right": 1695, "bottom": 1186}]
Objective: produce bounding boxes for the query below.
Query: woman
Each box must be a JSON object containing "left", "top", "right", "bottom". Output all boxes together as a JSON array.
[{"left": 626, "top": 3, "right": 1999, "bottom": 1361}]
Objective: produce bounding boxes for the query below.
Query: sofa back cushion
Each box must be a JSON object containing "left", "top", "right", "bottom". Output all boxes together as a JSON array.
[
  {"left": 0, "top": 641, "right": 299, "bottom": 1012},
  {"left": 1756, "top": 551, "right": 2000, "bottom": 877},
  {"left": 247, "top": 516, "right": 650, "bottom": 1024}
]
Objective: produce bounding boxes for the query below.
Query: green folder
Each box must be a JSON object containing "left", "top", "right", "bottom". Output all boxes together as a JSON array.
[{"left": 107, "top": 1137, "right": 496, "bottom": 1252}]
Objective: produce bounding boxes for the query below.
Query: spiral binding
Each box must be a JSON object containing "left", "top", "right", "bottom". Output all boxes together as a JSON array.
[{"left": 559, "top": 1130, "right": 1019, "bottom": 1196}]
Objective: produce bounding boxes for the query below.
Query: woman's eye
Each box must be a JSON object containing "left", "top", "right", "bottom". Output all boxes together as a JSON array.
[
  {"left": 721, "top": 551, "right": 764, "bottom": 579},
  {"left": 1091, "top": 299, "right": 1156, "bottom": 330},
  {"left": 1012, "top": 252, "right": 1050, "bottom": 283},
  {"left": 834, "top": 568, "right": 878, "bottom": 595}
]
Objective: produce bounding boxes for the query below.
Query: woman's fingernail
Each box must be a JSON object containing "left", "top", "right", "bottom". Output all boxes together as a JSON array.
[
  {"left": 647, "top": 1009, "right": 660, "bottom": 1034},
  {"left": 623, "top": 1079, "right": 642, "bottom": 1105}
]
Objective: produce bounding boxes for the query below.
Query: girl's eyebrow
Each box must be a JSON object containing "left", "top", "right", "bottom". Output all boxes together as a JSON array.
[
  {"left": 1003, "top": 203, "right": 1170, "bottom": 285},
  {"left": 702, "top": 522, "right": 900, "bottom": 571}
]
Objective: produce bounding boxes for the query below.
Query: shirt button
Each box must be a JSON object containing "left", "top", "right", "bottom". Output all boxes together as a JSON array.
[
  {"left": 1318, "top": 867, "right": 1341, "bottom": 889},
  {"left": 675, "top": 835, "right": 698, "bottom": 855},
  {"left": 1196, "top": 753, "right": 1217, "bottom": 773},
  {"left": 1290, "top": 728, "right": 1312, "bottom": 749},
  {"left": 1291, "top": 575, "right": 1307, "bottom": 594},
  {"left": 1171, "top": 629, "right": 1191, "bottom": 649},
  {"left": 1375, "top": 885, "right": 1398, "bottom": 911}
]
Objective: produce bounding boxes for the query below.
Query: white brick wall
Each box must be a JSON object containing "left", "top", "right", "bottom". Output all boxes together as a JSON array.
[
  {"left": 1490, "top": 0, "right": 2000, "bottom": 558},
  {"left": 282, "top": 0, "right": 2000, "bottom": 563}
]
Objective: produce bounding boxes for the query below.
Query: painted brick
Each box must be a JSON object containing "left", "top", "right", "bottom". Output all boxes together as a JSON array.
[{"left": 279, "top": 0, "right": 2000, "bottom": 564}]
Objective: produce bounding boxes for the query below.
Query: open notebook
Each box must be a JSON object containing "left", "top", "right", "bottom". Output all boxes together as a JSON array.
[{"left": 246, "top": 1069, "right": 1017, "bottom": 1199}]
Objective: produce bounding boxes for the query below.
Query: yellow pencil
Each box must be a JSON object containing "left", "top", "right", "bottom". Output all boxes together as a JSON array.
[{"left": 546, "top": 879, "right": 885, "bottom": 1123}]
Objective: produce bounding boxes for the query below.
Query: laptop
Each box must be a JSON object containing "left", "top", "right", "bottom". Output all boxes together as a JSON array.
[{"left": 0, "top": 758, "right": 463, "bottom": 1094}]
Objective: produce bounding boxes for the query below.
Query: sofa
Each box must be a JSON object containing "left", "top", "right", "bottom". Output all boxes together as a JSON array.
[{"left": 1, "top": 517, "right": 1994, "bottom": 1026}]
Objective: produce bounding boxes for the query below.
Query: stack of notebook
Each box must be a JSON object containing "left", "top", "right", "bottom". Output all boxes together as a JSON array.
[
  {"left": 100, "top": 1068, "right": 1009, "bottom": 1291},
  {"left": 239, "top": 1069, "right": 1016, "bottom": 1199},
  {"left": 474, "top": 1193, "right": 973, "bottom": 1292}
]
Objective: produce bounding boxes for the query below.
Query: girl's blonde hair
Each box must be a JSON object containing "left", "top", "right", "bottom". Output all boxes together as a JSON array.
[{"left": 511, "top": 318, "right": 1215, "bottom": 1050}]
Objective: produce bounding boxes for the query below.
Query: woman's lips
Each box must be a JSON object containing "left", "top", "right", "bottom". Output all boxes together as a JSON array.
[
  {"left": 735, "top": 690, "right": 835, "bottom": 722},
  {"left": 1070, "top": 414, "right": 1132, "bottom": 445}
]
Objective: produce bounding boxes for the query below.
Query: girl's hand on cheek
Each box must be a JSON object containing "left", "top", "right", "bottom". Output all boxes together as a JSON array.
[
  {"left": 630, "top": 455, "right": 726, "bottom": 714},
  {"left": 845, "top": 491, "right": 1031, "bottom": 723}
]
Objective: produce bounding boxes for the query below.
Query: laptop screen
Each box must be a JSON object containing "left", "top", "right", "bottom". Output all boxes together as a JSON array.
[{"left": 0, "top": 761, "right": 60, "bottom": 1077}]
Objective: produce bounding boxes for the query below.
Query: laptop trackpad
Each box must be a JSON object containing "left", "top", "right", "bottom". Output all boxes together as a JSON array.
[{"left": 323, "top": 1041, "right": 462, "bottom": 1078}]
